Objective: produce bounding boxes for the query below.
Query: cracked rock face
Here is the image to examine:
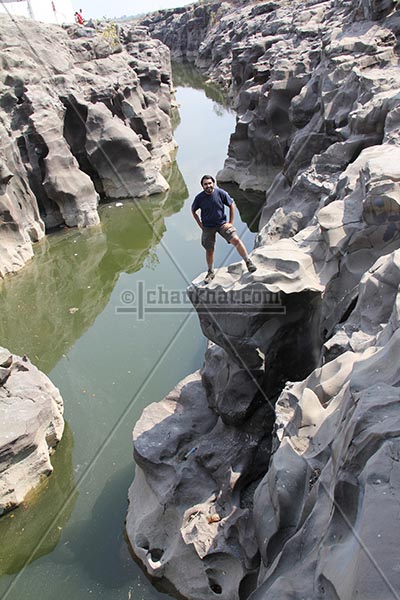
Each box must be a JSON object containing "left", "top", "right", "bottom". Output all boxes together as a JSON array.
[
  {"left": 0, "top": 347, "right": 64, "bottom": 515},
  {"left": 0, "top": 17, "right": 175, "bottom": 277},
  {"left": 127, "top": 0, "right": 400, "bottom": 599}
]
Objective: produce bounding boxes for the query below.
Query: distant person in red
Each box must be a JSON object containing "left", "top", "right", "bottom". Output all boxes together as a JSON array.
[{"left": 75, "top": 10, "right": 84, "bottom": 24}]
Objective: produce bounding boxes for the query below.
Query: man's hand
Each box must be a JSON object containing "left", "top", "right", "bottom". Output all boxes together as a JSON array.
[{"left": 220, "top": 222, "right": 233, "bottom": 231}]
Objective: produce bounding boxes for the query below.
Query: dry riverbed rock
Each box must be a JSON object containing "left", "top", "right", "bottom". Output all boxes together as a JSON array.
[
  {"left": 0, "top": 16, "right": 175, "bottom": 277},
  {"left": 126, "top": 372, "right": 264, "bottom": 600},
  {"left": 0, "top": 347, "right": 64, "bottom": 515},
  {"left": 251, "top": 263, "right": 400, "bottom": 597}
]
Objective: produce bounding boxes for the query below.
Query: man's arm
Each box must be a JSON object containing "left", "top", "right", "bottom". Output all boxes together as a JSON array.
[
  {"left": 220, "top": 189, "right": 235, "bottom": 227},
  {"left": 220, "top": 201, "right": 235, "bottom": 231},
  {"left": 228, "top": 201, "right": 235, "bottom": 225},
  {"left": 192, "top": 209, "right": 203, "bottom": 229}
]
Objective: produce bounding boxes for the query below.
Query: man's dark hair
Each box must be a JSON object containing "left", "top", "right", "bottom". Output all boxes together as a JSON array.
[{"left": 200, "top": 174, "right": 215, "bottom": 185}]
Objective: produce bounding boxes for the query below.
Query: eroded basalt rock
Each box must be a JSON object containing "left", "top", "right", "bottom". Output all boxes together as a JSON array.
[
  {"left": 252, "top": 271, "right": 400, "bottom": 597},
  {"left": 127, "top": 243, "right": 326, "bottom": 598},
  {"left": 0, "top": 347, "right": 64, "bottom": 515},
  {"left": 144, "top": 0, "right": 400, "bottom": 194},
  {"left": 189, "top": 243, "right": 323, "bottom": 398},
  {"left": 0, "top": 16, "right": 176, "bottom": 277},
  {"left": 127, "top": 372, "right": 268, "bottom": 600},
  {"left": 0, "top": 119, "right": 46, "bottom": 277}
]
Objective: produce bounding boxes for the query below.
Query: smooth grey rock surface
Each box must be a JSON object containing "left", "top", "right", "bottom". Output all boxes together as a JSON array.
[
  {"left": 0, "top": 16, "right": 175, "bottom": 277},
  {"left": 0, "top": 347, "right": 64, "bottom": 514},
  {"left": 253, "top": 322, "right": 400, "bottom": 598},
  {"left": 126, "top": 372, "right": 265, "bottom": 600},
  {"left": 144, "top": 0, "right": 400, "bottom": 193}
]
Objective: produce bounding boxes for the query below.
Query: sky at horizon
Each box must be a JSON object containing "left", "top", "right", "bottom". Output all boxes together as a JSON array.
[{"left": 71, "top": 0, "right": 194, "bottom": 19}]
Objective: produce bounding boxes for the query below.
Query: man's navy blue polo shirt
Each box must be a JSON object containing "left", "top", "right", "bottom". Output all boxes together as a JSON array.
[{"left": 191, "top": 187, "right": 234, "bottom": 228}]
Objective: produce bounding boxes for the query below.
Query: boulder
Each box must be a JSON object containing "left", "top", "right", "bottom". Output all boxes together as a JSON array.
[
  {"left": 0, "top": 347, "right": 64, "bottom": 515},
  {"left": 127, "top": 372, "right": 265, "bottom": 600}
]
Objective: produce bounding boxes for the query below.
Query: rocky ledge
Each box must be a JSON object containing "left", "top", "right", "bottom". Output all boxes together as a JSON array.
[
  {"left": 127, "top": 1, "right": 400, "bottom": 599},
  {"left": 0, "top": 17, "right": 176, "bottom": 277},
  {"left": 0, "top": 347, "right": 64, "bottom": 515}
]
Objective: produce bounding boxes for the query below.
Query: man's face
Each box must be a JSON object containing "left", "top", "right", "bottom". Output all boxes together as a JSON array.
[{"left": 202, "top": 178, "right": 214, "bottom": 194}]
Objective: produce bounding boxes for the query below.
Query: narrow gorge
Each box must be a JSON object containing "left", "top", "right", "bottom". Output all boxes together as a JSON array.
[
  {"left": 126, "top": 1, "right": 400, "bottom": 599},
  {"left": 1, "top": 0, "right": 400, "bottom": 599},
  {"left": 0, "top": 11, "right": 253, "bottom": 599}
]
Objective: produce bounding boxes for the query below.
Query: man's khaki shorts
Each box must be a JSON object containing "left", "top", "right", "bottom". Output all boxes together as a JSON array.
[{"left": 201, "top": 224, "right": 238, "bottom": 251}]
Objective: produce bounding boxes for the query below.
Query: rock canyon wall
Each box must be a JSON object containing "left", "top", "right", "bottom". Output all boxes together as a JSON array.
[
  {"left": 0, "top": 17, "right": 176, "bottom": 277},
  {"left": 128, "top": 1, "right": 400, "bottom": 599}
]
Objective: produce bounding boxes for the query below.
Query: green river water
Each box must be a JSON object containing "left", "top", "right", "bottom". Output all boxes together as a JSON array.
[{"left": 0, "top": 66, "right": 261, "bottom": 600}]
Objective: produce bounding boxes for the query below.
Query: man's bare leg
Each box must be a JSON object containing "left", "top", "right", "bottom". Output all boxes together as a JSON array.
[
  {"left": 231, "top": 237, "right": 257, "bottom": 272},
  {"left": 206, "top": 248, "right": 214, "bottom": 271},
  {"left": 204, "top": 248, "right": 215, "bottom": 283},
  {"left": 231, "top": 237, "right": 248, "bottom": 260}
]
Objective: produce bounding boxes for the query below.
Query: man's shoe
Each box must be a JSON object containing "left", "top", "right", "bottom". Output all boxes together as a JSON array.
[
  {"left": 246, "top": 258, "right": 257, "bottom": 273},
  {"left": 204, "top": 269, "right": 215, "bottom": 284}
]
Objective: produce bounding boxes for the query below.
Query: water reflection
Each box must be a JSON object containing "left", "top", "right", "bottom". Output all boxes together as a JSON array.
[
  {"left": 0, "top": 162, "right": 187, "bottom": 375},
  {"left": 172, "top": 62, "right": 229, "bottom": 107},
  {"left": 0, "top": 423, "right": 76, "bottom": 576},
  {"left": 54, "top": 464, "right": 135, "bottom": 589},
  {"left": 220, "top": 182, "right": 266, "bottom": 233}
]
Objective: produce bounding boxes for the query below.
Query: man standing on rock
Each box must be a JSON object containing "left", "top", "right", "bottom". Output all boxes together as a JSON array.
[{"left": 192, "top": 175, "right": 257, "bottom": 284}]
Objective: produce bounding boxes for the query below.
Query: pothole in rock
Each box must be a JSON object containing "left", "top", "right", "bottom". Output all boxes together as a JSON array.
[
  {"left": 209, "top": 580, "right": 223, "bottom": 595},
  {"left": 148, "top": 547, "right": 164, "bottom": 562}
]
